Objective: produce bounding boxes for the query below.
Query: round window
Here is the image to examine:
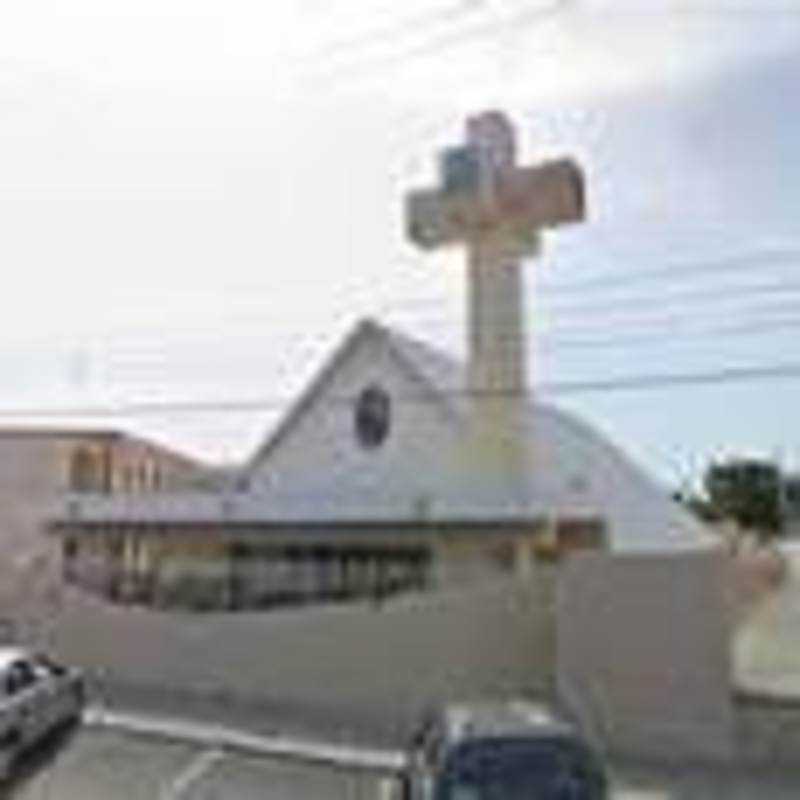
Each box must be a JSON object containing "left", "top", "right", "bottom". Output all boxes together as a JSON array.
[{"left": 355, "top": 385, "right": 391, "bottom": 449}]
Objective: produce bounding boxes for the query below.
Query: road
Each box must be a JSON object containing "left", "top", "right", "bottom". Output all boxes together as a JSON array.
[
  {"left": 7, "top": 726, "right": 390, "bottom": 800},
  {"left": 7, "top": 724, "right": 800, "bottom": 799}
]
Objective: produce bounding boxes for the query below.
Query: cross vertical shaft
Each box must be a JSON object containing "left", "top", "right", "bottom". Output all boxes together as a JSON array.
[{"left": 467, "top": 232, "right": 533, "bottom": 477}]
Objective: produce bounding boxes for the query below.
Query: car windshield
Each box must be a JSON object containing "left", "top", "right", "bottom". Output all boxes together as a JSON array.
[
  {"left": 33, "top": 654, "right": 66, "bottom": 676},
  {"left": 436, "top": 738, "right": 605, "bottom": 800}
]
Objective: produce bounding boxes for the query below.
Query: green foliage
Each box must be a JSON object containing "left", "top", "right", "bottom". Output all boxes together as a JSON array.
[{"left": 704, "top": 459, "right": 782, "bottom": 539}]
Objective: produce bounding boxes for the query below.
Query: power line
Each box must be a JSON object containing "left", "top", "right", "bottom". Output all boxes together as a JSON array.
[
  {"left": 541, "top": 275, "right": 800, "bottom": 318},
  {"left": 100, "top": 273, "right": 800, "bottom": 342},
  {"left": 546, "top": 314, "right": 800, "bottom": 351},
  {"left": 535, "top": 246, "right": 800, "bottom": 296},
  {"left": 17, "top": 294, "right": 800, "bottom": 382},
  {"left": 305, "top": 0, "right": 489, "bottom": 61},
  {"left": 391, "top": 296, "right": 800, "bottom": 342},
  {"left": 1, "top": 360, "right": 799, "bottom": 420},
  {"left": 548, "top": 361, "right": 800, "bottom": 394},
  {"left": 301, "top": 0, "right": 571, "bottom": 83},
  {"left": 102, "top": 247, "right": 800, "bottom": 321},
  {"left": 300, "top": 0, "right": 799, "bottom": 84},
  {"left": 376, "top": 247, "right": 800, "bottom": 317}
]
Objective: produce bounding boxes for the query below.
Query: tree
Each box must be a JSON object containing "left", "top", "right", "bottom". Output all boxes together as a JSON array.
[{"left": 703, "top": 459, "right": 782, "bottom": 539}]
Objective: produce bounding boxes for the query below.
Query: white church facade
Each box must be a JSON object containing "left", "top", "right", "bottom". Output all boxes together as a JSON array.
[
  {"left": 50, "top": 111, "right": 713, "bottom": 609},
  {"left": 51, "top": 317, "right": 711, "bottom": 609}
]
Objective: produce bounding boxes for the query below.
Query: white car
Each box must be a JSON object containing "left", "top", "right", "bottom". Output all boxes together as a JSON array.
[{"left": 0, "top": 647, "right": 85, "bottom": 780}]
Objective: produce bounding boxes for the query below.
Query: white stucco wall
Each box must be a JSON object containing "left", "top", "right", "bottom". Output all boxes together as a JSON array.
[
  {"left": 249, "top": 331, "right": 469, "bottom": 519},
  {"left": 531, "top": 406, "right": 713, "bottom": 551}
]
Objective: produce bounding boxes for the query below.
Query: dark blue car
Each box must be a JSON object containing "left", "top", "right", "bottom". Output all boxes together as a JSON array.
[{"left": 401, "top": 702, "right": 608, "bottom": 800}]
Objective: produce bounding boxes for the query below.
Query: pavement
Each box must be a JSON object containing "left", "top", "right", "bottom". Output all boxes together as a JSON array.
[
  {"left": 5, "top": 724, "right": 391, "bottom": 800},
  {"left": 5, "top": 711, "right": 800, "bottom": 799}
]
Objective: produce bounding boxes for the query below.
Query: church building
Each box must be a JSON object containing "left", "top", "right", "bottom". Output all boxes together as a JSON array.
[{"left": 50, "top": 111, "right": 712, "bottom": 609}]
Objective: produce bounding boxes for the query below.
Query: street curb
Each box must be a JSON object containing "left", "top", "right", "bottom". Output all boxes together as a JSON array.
[{"left": 83, "top": 707, "right": 405, "bottom": 774}]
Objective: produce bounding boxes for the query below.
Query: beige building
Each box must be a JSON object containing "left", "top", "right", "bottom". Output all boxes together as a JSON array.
[{"left": 0, "top": 428, "right": 201, "bottom": 620}]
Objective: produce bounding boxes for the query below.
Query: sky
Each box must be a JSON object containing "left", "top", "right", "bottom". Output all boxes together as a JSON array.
[{"left": 0, "top": 0, "right": 799, "bottom": 487}]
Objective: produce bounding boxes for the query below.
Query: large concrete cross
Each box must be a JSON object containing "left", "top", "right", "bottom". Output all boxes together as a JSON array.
[{"left": 406, "top": 111, "right": 586, "bottom": 492}]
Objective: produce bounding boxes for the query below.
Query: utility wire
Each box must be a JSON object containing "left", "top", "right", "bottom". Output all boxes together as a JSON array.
[
  {"left": 548, "top": 314, "right": 800, "bottom": 351},
  {"left": 305, "top": 0, "right": 491, "bottom": 61},
  {"left": 150, "top": 249, "right": 800, "bottom": 340},
  {"left": 388, "top": 293, "right": 800, "bottom": 339},
  {"left": 534, "top": 247, "right": 800, "bottom": 296},
  {"left": 1, "top": 360, "right": 799, "bottom": 420},
  {"left": 115, "top": 247, "right": 800, "bottom": 315},
  {"left": 300, "top": 0, "right": 799, "bottom": 82},
  {"left": 301, "top": 0, "right": 572, "bottom": 82},
  {"left": 541, "top": 276, "right": 800, "bottom": 318},
  {"left": 369, "top": 247, "right": 800, "bottom": 317},
  {"left": 405, "top": 312, "right": 800, "bottom": 351}
]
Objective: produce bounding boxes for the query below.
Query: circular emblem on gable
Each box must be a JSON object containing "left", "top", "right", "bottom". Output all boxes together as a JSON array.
[{"left": 355, "top": 385, "right": 391, "bottom": 449}]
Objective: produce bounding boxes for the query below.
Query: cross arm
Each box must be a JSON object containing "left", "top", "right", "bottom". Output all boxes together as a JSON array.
[{"left": 405, "top": 157, "right": 585, "bottom": 252}]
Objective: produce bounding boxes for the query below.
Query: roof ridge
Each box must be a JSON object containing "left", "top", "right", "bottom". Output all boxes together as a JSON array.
[{"left": 382, "top": 325, "right": 461, "bottom": 365}]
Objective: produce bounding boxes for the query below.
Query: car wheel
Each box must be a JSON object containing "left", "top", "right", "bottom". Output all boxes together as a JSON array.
[
  {"left": 0, "top": 730, "right": 20, "bottom": 782},
  {"left": 66, "top": 681, "right": 86, "bottom": 724},
  {"left": 398, "top": 774, "right": 413, "bottom": 800}
]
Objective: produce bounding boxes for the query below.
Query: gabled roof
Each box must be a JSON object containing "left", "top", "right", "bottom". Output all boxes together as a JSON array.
[
  {"left": 386, "top": 326, "right": 465, "bottom": 402},
  {"left": 246, "top": 317, "right": 466, "bottom": 472}
]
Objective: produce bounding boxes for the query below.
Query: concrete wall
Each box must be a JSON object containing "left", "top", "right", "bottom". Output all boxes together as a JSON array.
[
  {"left": 556, "top": 548, "right": 735, "bottom": 762},
  {"left": 43, "top": 573, "right": 555, "bottom": 746},
  {"left": 734, "top": 692, "right": 800, "bottom": 765}
]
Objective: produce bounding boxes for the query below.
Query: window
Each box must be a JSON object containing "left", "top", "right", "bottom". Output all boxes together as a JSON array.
[
  {"left": 6, "top": 661, "right": 37, "bottom": 695},
  {"left": 354, "top": 385, "right": 391, "bottom": 449},
  {"left": 69, "top": 448, "right": 101, "bottom": 493},
  {"left": 33, "top": 654, "right": 67, "bottom": 679}
]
